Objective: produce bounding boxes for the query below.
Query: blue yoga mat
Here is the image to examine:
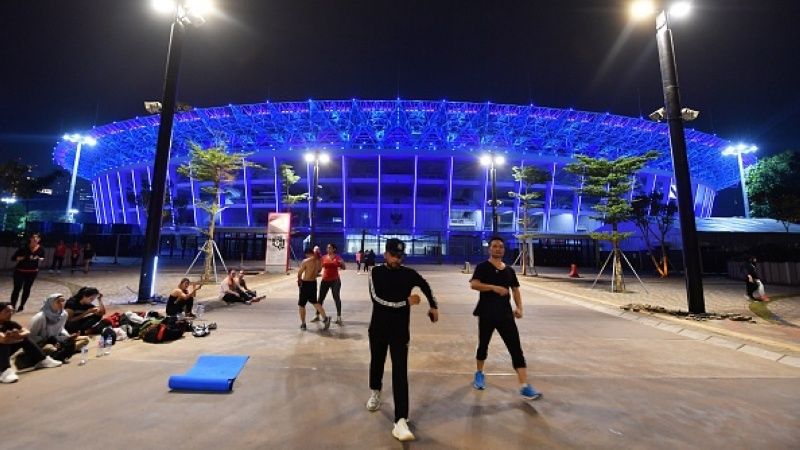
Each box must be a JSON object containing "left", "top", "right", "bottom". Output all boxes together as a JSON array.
[{"left": 168, "top": 354, "right": 250, "bottom": 392}]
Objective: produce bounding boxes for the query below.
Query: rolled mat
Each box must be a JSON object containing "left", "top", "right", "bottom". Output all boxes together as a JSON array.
[{"left": 168, "top": 354, "right": 250, "bottom": 392}]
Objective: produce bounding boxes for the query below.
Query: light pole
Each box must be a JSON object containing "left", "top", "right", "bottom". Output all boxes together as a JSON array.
[
  {"left": 138, "top": 0, "right": 211, "bottom": 303},
  {"left": 62, "top": 133, "right": 96, "bottom": 223},
  {"left": 480, "top": 153, "right": 505, "bottom": 235},
  {"left": 722, "top": 143, "right": 758, "bottom": 218},
  {"left": 632, "top": 0, "right": 705, "bottom": 313},
  {"left": 305, "top": 151, "right": 330, "bottom": 247}
]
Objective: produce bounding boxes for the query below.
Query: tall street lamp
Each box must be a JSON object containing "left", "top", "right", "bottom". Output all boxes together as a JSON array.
[
  {"left": 305, "top": 151, "right": 330, "bottom": 247},
  {"left": 480, "top": 153, "right": 505, "bottom": 235},
  {"left": 722, "top": 143, "right": 758, "bottom": 218},
  {"left": 632, "top": 0, "right": 705, "bottom": 313},
  {"left": 62, "top": 133, "right": 97, "bottom": 223},
  {"left": 138, "top": 0, "right": 211, "bottom": 303}
]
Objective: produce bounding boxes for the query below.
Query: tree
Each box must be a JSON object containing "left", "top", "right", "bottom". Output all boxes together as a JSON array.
[
  {"left": 0, "top": 161, "right": 63, "bottom": 229},
  {"left": 177, "top": 143, "right": 260, "bottom": 282},
  {"left": 565, "top": 151, "right": 658, "bottom": 292},
  {"left": 631, "top": 191, "right": 677, "bottom": 277},
  {"left": 746, "top": 150, "right": 800, "bottom": 232},
  {"left": 507, "top": 165, "right": 549, "bottom": 275},
  {"left": 279, "top": 164, "right": 309, "bottom": 211}
]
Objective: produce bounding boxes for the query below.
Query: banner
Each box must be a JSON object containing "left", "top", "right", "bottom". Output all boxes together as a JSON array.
[{"left": 265, "top": 212, "right": 291, "bottom": 272}]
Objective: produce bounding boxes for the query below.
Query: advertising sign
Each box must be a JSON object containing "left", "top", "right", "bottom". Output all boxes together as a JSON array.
[{"left": 265, "top": 212, "right": 291, "bottom": 273}]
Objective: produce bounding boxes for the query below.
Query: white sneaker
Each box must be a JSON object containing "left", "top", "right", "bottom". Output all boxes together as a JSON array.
[
  {"left": 1, "top": 368, "right": 19, "bottom": 384},
  {"left": 392, "top": 418, "right": 415, "bottom": 441},
  {"left": 35, "top": 356, "right": 63, "bottom": 369},
  {"left": 366, "top": 390, "right": 381, "bottom": 411}
]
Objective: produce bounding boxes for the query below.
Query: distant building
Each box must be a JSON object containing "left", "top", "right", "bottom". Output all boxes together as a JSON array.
[{"left": 54, "top": 99, "right": 746, "bottom": 254}]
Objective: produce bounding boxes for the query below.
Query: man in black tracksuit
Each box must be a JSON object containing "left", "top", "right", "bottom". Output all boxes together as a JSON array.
[{"left": 365, "top": 238, "right": 438, "bottom": 442}]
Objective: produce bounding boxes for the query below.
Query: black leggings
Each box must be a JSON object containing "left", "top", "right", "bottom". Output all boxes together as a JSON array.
[
  {"left": 65, "top": 314, "right": 103, "bottom": 335},
  {"left": 222, "top": 293, "right": 247, "bottom": 303},
  {"left": 319, "top": 279, "right": 342, "bottom": 316},
  {"left": 166, "top": 297, "right": 194, "bottom": 316},
  {"left": 476, "top": 315, "right": 527, "bottom": 369},
  {"left": 0, "top": 338, "right": 46, "bottom": 372},
  {"left": 50, "top": 256, "right": 64, "bottom": 270},
  {"left": 10, "top": 271, "right": 38, "bottom": 310},
  {"left": 369, "top": 331, "right": 409, "bottom": 423}
]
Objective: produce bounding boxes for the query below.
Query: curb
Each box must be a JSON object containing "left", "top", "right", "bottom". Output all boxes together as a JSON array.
[{"left": 520, "top": 279, "right": 800, "bottom": 369}]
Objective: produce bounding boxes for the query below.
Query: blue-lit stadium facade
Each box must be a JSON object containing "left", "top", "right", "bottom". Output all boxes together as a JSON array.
[{"left": 54, "top": 100, "right": 745, "bottom": 255}]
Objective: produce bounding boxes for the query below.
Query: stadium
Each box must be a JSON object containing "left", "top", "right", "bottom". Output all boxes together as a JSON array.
[{"left": 53, "top": 99, "right": 745, "bottom": 257}]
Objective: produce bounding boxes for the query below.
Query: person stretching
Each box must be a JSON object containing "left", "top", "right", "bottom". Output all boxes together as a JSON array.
[
  {"left": 469, "top": 236, "right": 542, "bottom": 401},
  {"left": 297, "top": 248, "right": 331, "bottom": 331}
]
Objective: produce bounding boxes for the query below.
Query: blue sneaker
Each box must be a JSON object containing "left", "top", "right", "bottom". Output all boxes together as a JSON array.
[
  {"left": 473, "top": 371, "right": 485, "bottom": 390},
  {"left": 520, "top": 384, "right": 542, "bottom": 400}
]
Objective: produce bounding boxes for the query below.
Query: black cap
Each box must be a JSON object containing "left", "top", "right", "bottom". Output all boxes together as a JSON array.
[{"left": 385, "top": 238, "right": 406, "bottom": 257}]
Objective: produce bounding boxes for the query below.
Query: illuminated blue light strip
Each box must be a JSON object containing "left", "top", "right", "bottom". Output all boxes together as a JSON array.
[
  {"left": 90, "top": 181, "right": 100, "bottom": 223},
  {"left": 514, "top": 161, "right": 523, "bottom": 233},
  {"left": 377, "top": 156, "right": 381, "bottom": 229},
  {"left": 544, "top": 163, "right": 557, "bottom": 231},
  {"left": 447, "top": 157, "right": 453, "bottom": 231},
  {"left": 306, "top": 162, "right": 312, "bottom": 223},
  {"left": 341, "top": 155, "right": 347, "bottom": 229},
  {"left": 97, "top": 177, "right": 108, "bottom": 224},
  {"left": 116, "top": 171, "right": 127, "bottom": 224},
  {"left": 131, "top": 169, "right": 141, "bottom": 226},
  {"left": 412, "top": 156, "right": 418, "bottom": 230},
  {"left": 105, "top": 174, "right": 116, "bottom": 224},
  {"left": 189, "top": 171, "right": 198, "bottom": 227},
  {"left": 482, "top": 165, "right": 488, "bottom": 232},
  {"left": 273, "top": 156, "right": 279, "bottom": 212},
  {"left": 243, "top": 157, "right": 251, "bottom": 227}
]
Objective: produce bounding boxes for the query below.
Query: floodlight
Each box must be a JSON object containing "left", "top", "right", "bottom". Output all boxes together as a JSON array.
[
  {"left": 630, "top": 0, "right": 656, "bottom": 20},
  {"left": 1, "top": 197, "right": 17, "bottom": 204},
  {"left": 145, "top": 101, "right": 163, "bottom": 114},
  {"left": 648, "top": 107, "right": 666, "bottom": 122},
  {"left": 151, "top": 0, "right": 176, "bottom": 14},
  {"left": 319, "top": 153, "right": 331, "bottom": 164},
  {"left": 479, "top": 155, "right": 491, "bottom": 166},
  {"left": 669, "top": 1, "right": 692, "bottom": 18},
  {"left": 680, "top": 108, "right": 699, "bottom": 121},
  {"left": 494, "top": 155, "right": 506, "bottom": 166},
  {"left": 304, "top": 153, "right": 315, "bottom": 163}
]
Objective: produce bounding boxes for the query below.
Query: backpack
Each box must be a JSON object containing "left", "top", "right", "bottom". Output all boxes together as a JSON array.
[{"left": 141, "top": 316, "right": 188, "bottom": 343}]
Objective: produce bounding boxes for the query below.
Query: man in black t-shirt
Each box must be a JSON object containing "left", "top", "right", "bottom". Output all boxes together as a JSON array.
[
  {"left": 469, "top": 236, "right": 542, "bottom": 400},
  {"left": 365, "top": 238, "right": 439, "bottom": 442}
]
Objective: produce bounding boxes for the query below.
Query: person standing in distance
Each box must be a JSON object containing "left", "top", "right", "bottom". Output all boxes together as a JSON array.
[
  {"left": 469, "top": 236, "right": 542, "bottom": 400},
  {"left": 10, "top": 233, "right": 45, "bottom": 312},
  {"left": 365, "top": 238, "right": 439, "bottom": 442}
]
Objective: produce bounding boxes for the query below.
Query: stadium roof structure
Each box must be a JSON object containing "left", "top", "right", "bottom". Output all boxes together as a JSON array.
[{"left": 53, "top": 99, "right": 748, "bottom": 191}]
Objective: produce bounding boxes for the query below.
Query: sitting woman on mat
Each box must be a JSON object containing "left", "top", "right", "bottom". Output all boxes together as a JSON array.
[
  {"left": 29, "top": 293, "right": 90, "bottom": 362},
  {"left": 219, "top": 269, "right": 259, "bottom": 305},
  {"left": 166, "top": 278, "right": 201, "bottom": 317},
  {"left": 64, "top": 287, "right": 106, "bottom": 335}
]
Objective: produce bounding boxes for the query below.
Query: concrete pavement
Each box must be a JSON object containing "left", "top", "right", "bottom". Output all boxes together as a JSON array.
[{"left": 1, "top": 263, "right": 799, "bottom": 449}]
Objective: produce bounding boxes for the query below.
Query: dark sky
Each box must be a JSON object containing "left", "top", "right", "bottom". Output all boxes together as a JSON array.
[{"left": 2, "top": 0, "right": 798, "bottom": 176}]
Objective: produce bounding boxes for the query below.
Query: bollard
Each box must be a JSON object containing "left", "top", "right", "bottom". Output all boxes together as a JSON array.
[
  {"left": 568, "top": 263, "right": 581, "bottom": 278},
  {"left": 462, "top": 261, "right": 472, "bottom": 274}
]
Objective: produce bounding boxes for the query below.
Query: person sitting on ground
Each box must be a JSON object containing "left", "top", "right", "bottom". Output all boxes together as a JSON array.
[
  {"left": 219, "top": 269, "right": 258, "bottom": 305},
  {"left": 29, "top": 294, "right": 90, "bottom": 362},
  {"left": 64, "top": 287, "right": 106, "bottom": 335},
  {"left": 167, "top": 278, "right": 201, "bottom": 317},
  {"left": 236, "top": 270, "right": 265, "bottom": 302},
  {"left": 1, "top": 302, "right": 62, "bottom": 384}
]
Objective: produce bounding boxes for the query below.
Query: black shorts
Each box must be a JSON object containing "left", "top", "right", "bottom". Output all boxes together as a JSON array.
[{"left": 298, "top": 280, "right": 318, "bottom": 306}]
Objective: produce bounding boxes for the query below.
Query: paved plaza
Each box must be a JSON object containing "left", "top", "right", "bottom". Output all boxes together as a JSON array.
[{"left": 2, "top": 261, "right": 799, "bottom": 449}]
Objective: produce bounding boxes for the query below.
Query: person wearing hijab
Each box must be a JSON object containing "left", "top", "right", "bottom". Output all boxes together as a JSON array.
[{"left": 29, "top": 294, "right": 89, "bottom": 362}]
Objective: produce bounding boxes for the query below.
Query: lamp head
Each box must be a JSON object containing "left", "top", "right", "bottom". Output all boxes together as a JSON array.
[{"left": 479, "top": 155, "right": 491, "bottom": 166}]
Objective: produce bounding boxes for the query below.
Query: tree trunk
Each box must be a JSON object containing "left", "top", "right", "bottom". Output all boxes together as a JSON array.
[
  {"left": 203, "top": 183, "right": 221, "bottom": 283},
  {"left": 612, "top": 237, "right": 625, "bottom": 293}
]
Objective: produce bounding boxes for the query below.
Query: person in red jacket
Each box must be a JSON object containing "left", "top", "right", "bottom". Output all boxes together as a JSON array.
[
  {"left": 49, "top": 240, "right": 67, "bottom": 273},
  {"left": 69, "top": 241, "right": 81, "bottom": 274}
]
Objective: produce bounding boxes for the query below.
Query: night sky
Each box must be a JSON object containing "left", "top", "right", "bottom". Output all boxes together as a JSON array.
[{"left": 1, "top": 1, "right": 798, "bottom": 209}]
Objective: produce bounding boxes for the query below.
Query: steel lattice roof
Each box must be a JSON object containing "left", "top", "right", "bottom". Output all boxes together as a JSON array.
[{"left": 53, "top": 99, "right": 743, "bottom": 190}]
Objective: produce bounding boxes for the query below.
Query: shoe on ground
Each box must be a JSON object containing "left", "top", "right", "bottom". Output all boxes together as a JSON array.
[
  {"left": 300, "top": 323, "right": 307, "bottom": 331},
  {"left": 207, "top": 322, "right": 217, "bottom": 330},
  {"left": 35, "top": 356, "right": 63, "bottom": 369},
  {"left": 16, "top": 306, "right": 24, "bottom": 313},
  {"left": 244, "top": 300, "right": 252, "bottom": 305},
  {"left": 323, "top": 316, "right": 332, "bottom": 330},
  {"left": 335, "top": 316, "right": 343, "bottom": 326},
  {"left": 1, "top": 368, "right": 19, "bottom": 384},
  {"left": 473, "top": 371, "right": 486, "bottom": 390},
  {"left": 366, "top": 390, "right": 381, "bottom": 411},
  {"left": 310, "top": 314, "right": 320, "bottom": 323},
  {"left": 520, "top": 384, "right": 542, "bottom": 400},
  {"left": 392, "top": 418, "right": 415, "bottom": 442}
]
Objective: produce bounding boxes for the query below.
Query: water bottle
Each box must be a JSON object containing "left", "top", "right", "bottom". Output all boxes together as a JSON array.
[
  {"left": 104, "top": 336, "right": 113, "bottom": 355},
  {"left": 79, "top": 346, "right": 88, "bottom": 365},
  {"left": 96, "top": 336, "right": 104, "bottom": 357},
  {"left": 197, "top": 304, "right": 205, "bottom": 319}
]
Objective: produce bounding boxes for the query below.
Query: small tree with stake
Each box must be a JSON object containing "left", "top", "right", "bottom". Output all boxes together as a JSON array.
[
  {"left": 565, "top": 151, "right": 658, "bottom": 292},
  {"left": 177, "top": 143, "right": 260, "bottom": 282},
  {"left": 508, "top": 165, "right": 549, "bottom": 275}
]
